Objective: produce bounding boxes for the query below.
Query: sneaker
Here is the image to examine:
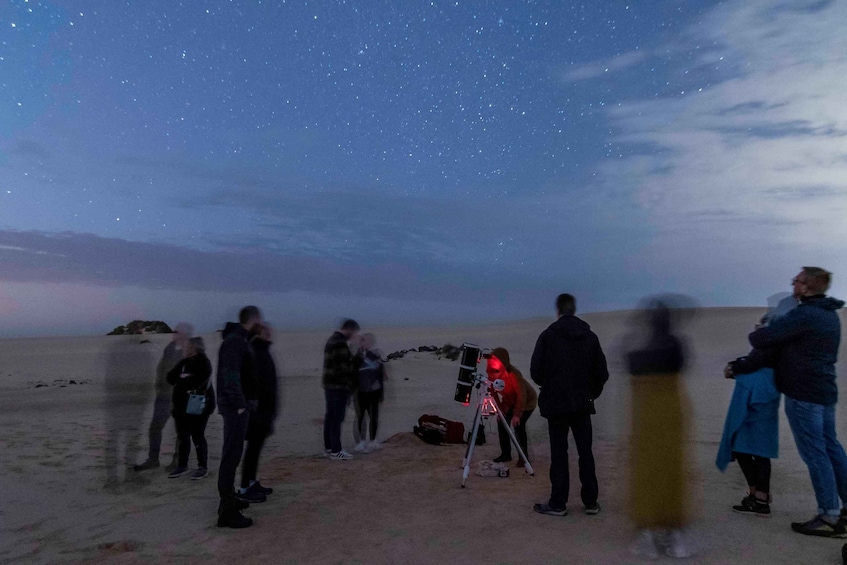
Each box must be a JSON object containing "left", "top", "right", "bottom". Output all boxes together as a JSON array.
[
  {"left": 630, "top": 529, "right": 659, "bottom": 560},
  {"left": 664, "top": 529, "right": 696, "bottom": 558},
  {"left": 217, "top": 510, "right": 253, "bottom": 529},
  {"left": 493, "top": 454, "right": 512, "bottom": 463},
  {"left": 368, "top": 440, "right": 383, "bottom": 451},
  {"left": 329, "top": 450, "right": 354, "bottom": 461},
  {"left": 323, "top": 449, "right": 332, "bottom": 458},
  {"left": 791, "top": 515, "right": 847, "bottom": 538},
  {"left": 354, "top": 441, "right": 368, "bottom": 453},
  {"left": 235, "top": 490, "right": 266, "bottom": 504},
  {"left": 584, "top": 504, "right": 601, "bottom": 515},
  {"left": 133, "top": 459, "right": 159, "bottom": 472},
  {"left": 732, "top": 495, "right": 770, "bottom": 517},
  {"left": 533, "top": 503, "right": 567, "bottom": 517},
  {"left": 246, "top": 481, "right": 273, "bottom": 496},
  {"left": 168, "top": 467, "right": 189, "bottom": 478},
  {"left": 189, "top": 467, "right": 208, "bottom": 480},
  {"left": 163, "top": 460, "right": 178, "bottom": 473}
]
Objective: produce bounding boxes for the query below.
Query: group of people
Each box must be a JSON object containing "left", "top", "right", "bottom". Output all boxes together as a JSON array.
[
  {"left": 121, "top": 265, "right": 846, "bottom": 558},
  {"left": 132, "top": 307, "right": 279, "bottom": 529},
  {"left": 481, "top": 265, "right": 846, "bottom": 560}
]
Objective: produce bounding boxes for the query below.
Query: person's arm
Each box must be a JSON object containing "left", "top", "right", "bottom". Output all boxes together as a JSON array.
[
  {"left": 589, "top": 336, "right": 610, "bottom": 400},
  {"left": 728, "top": 347, "right": 774, "bottom": 376},
  {"left": 219, "top": 343, "right": 248, "bottom": 412},
  {"left": 749, "top": 309, "right": 808, "bottom": 349},
  {"left": 166, "top": 359, "right": 184, "bottom": 386},
  {"left": 530, "top": 334, "right": 546, "bottom": 387},
  {"left": 512, "top": 374, "right": 526, "bottom": 427},
  {"left": 182, "top": 355, "right": 213, "bottom": 390}
]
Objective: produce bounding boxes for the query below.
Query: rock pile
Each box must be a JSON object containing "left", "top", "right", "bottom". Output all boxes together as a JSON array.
[
  {"left": 384, "top": 344, "right": 462, "bottom": 362},
  {"left": 107, "top": 321, "right": 173, "bottom": 335}
]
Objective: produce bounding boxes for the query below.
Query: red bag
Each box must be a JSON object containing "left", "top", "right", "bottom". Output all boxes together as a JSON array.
[{"left": 417, "top": 414, "right": 465, "bottom": 444}]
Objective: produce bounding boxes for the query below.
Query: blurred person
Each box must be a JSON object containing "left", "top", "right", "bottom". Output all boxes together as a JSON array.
[
  {"left": 134, "top": 322, "right": 193, "bottom": 472},
  {"left": 749, "top": 267, "right": 847, "bottom": 538},
  {"left": 239, "top": 323, "right": 279, "bottom": 498},
  {"left": 530, "top": 293, "right": 608, "bottom": 517},
  {"left": 717, "top": 293, "right": 796, "bottom": 516},
  {"left": 216, "top": 306, "right": 263, "bottom": 529},
  {"left": 323, "top": 319, "right": 361, "bottom": 461},
  {"left": 626, "top": 297, "right": 695, "bottom": 559},
  {"left": 104, "top": 337, "right": 155, "bottom": 489},
  {"left": 166, "top": 337, "right": 215, "bottom": 480},
  {"left": 487, "top": 347, "right": 537, "bottom": 467},
  {"left": 354, "top": 333, "right": 388, "bottom": 453}
]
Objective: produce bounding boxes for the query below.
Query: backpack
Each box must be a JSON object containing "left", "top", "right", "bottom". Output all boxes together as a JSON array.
[{"left": 413, "top": 414, "right": 465, "bottom": 444}]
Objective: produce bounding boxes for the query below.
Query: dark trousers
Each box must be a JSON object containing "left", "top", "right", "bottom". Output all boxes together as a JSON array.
[
  {"left": 734, "top": 451, "right": 771, "bottom": 494},
  {"left": 174, "top": 412, "right": 210, "bottom": 469},
  {"left": 148, "top": 394, "right": 177, "bottom": 463},
  {"left": 324, "top": 388, "right": 349, "bottom": 453},
  {"left": 547, "top": 413, "right": 598, "bottom": 510},
  {"left": 357, "top": 390, "right": 381, "bottom": 442},
  {"left": 241, "top": 416, "right": 272, "bottom": 488},
  {"left": 497, "top": 408, "right": 534, "bottom": 462},
  {"left": 218, "top": 410, "right": 249, "bottom": 510}
]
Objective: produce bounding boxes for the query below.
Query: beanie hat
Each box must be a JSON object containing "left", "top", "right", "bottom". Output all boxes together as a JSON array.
[{"left": 490, "top": 347, "right": 512, "bottom": 372}]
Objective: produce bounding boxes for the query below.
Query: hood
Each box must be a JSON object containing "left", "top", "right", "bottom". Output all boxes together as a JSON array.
[
  {"left": 549, "top": 315, "right": 592, "bottom": 338},
  {"left": 803, "top": 295, "right": 845, "bottom": 311},
  {"left": 221, "top": 322, "right": 245, "bottom": 339}
]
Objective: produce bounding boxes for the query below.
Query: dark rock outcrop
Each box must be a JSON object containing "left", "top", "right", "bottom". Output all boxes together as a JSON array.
[{"left": 108, "top": 321, "right": 173, "bottom": 335}]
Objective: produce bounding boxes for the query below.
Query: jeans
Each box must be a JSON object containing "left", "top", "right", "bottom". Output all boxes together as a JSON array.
[
  {"left": 174, "top": 412, "right": 210, "bottom": 469},
  {"left": 324, "top": 388, "right": 350, "bottom": 453},
  {"left": 785, "top": 397, "right": 847, "bottom": 517},
  {"left": 547, "top": 413, "right": 598, "bottom": 509},
  {"left": 218, "top": 410, "right": 249, "bottom": 511},
  {"left": 497, "top": 408, "right": 534, "bottom": 463}
]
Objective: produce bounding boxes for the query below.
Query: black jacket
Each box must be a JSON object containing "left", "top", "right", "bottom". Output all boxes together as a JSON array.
[
  {"left": 749, "top": 295, "right": 844, "bottom": 405},
  {"left": 530, "top": 315, "right": 609, "bottom": 417},
  {"left": 251, "top": 338, "right": 279, "bottom": 419},
  {"left": 167, "top": 352, "right": 215, "bottom": 416},
  {"left": 216, "top": 322, "right": 257, "bottom": 415}
]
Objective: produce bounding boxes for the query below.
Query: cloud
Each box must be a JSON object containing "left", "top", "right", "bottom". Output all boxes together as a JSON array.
[
  {"left": 598, "top": 0, "right": 847, "bottom": 288},
  {"left": 560, "top": 51, "right": 648, "bottom": 83}
]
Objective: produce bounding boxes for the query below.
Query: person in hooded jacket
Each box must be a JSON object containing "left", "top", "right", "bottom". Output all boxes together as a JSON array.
[
  {"left": 166, "top": 336, "right": 215, "bottom": 480},
  {"left": 487, "top": 347, "right": 537, "bottom": 467},
  {"left": 530, "top": 293, "right": 608, "bottom": 517},
  {"left": 748, "top": 267, "right": 847, "bottom": 538},
  {"left": 239, "top": 322, "right": 278, "bottom": 499},
  {"left": 216, "top": 306, "right": 263, "bottom": 529}
]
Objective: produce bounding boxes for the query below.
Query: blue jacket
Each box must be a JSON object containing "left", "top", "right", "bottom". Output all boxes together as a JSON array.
[
  {"left": 716, "top": 368, "right": 780, "bottom": 470},
  {"left": 749, "top": 295, "right": 844, "bottom": 406}
]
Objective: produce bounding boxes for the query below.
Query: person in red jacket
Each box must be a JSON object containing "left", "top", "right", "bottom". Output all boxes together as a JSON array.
[{"left": 487, "top": 347, "right": 537, "bottom": 467}]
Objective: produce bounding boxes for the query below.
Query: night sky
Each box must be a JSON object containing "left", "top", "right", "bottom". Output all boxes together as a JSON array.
[{"left": 1, "top": 0, "right": 846, "bottom": 336}]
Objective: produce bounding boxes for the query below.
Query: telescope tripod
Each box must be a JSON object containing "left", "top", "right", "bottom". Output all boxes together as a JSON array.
[{"left": 461, "top": 378, "right": 534, "bottom": 487}]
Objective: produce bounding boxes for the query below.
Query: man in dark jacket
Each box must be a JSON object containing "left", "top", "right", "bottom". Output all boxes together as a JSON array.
[
  {"left": 749, "top": 267, "right": 847, "bottom": 538},
  {"left": 216, "top": 306, "right": 263, "bottom": 529},
  {"left": 530, "top": 294, "right": 609, "bottom": 517},
  {"left": 323, "top": 319, "right": 360, "bottom": 460}
]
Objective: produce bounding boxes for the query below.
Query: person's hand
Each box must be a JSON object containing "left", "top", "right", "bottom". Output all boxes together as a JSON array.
[
  {"left": 180, "top": 372, "right": 190, "bottom": 379},
  {"left": 510, "top": 415, "right": 521, "bottom": 428},
  {"left": 724, "top": 364, "right": 734, "bottom": 379},
  {"left": 237, "top": 408, "right": 245, "bottom": 415}
]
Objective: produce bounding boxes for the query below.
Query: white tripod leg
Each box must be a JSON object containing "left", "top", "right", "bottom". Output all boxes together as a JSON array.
[{"left": 461, "top": 394, "right": 485, "bottom": 487}]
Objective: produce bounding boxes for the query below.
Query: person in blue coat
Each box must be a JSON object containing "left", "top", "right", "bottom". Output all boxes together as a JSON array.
[{"left": 718, "top": 294, "right": 796, "bottom": 516}]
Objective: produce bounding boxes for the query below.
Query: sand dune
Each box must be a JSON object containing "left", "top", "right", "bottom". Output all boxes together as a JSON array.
[{"left": 1, "top": 308, "right": 846, "bottom": 563}]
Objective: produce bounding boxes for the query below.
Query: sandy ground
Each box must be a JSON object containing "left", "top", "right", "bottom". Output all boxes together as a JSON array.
[{"left": 1, "top": 308, "right": 847, "bottom": 564}]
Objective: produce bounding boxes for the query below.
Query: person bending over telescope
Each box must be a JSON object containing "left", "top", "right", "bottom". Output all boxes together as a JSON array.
[{"left": 486, "top": 348, "right": 537, "bottom": 467}]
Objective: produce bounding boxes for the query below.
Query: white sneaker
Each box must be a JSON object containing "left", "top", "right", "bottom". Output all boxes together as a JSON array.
[
  {"left": 329, "top": 450, "right": 354, "bottom": 461},
  {"left": 629, "top": 529, "right": 659, "bottom": 560},
  {"left": 354, "top": 441, "right": 368, "bottom": 453},
  {"left": 368, "top": 440, "right": 382, "bottom": 451},
  {"left": 664, "top": 529, "right": 695, "bottom": 559},
  {"left": 323, "top": 449, "right": 331, "bottom": 458}
]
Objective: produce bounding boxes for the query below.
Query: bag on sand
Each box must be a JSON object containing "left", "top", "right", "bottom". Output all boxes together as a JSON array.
[
  {"left": 413, "top": 414, "right": 465, "bottom": 445},
  {"left": 477, "top": 460, "right": 509, "bottom": 478}
]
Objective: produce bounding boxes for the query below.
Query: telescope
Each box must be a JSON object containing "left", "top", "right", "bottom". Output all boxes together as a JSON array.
[{"left": 454, "top": 343, "right": 491, "bottom": 405}]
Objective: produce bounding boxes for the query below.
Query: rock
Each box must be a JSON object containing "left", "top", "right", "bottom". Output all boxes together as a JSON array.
[
  {"left": 108, "top": 320, "right": 173, "bottom": 336},
  {"left": 69, "top": 379, "right": 77, "bottom": 385}
]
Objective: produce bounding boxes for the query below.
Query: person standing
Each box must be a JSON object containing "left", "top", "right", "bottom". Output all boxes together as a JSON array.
[
  {"left": 134, "top": 322, "right": 193, "bottom": 472},
  {"left": 323, "top": 319, "right": 360, "bottom": 460},
  {"left": 487, "top": 347, "right": 537, "bottom": 467},
  {"left": 749, "top": 267, "right": 847, "bottom": 538},
  {"left": 166, "top": 337, "right": 215, "bottom": 480},
  {"left": 530, "top": 294, "right": 608, "bottom": 517},
  {"left": 216, "top": 306, "right": 263, "bottom": 529},
  {"left": 240, "top": 323, "right": 278, "bottom": 498},
  {"left": 354, "top": 333, "right": 387, "bottom": 453}
]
